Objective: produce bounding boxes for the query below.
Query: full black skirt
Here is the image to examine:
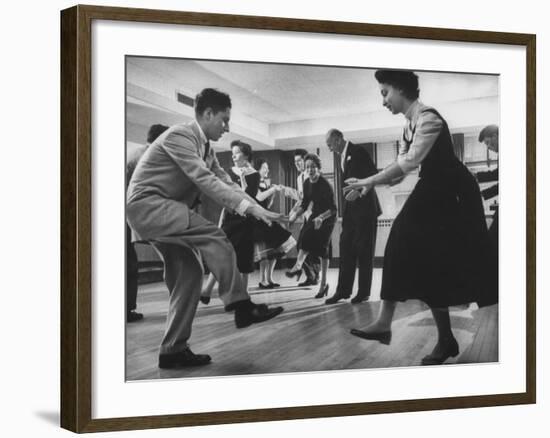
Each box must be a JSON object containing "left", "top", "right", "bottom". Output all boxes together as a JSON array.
[
  {"left": 380, "top": 166, "right": 497, "bottom": 308},
  {"left": 222, "top": 213, "right": 257, "bottom": 273},
  {"left": 253, "top": 221, "right": 296, "bottom": 262},
  {"left": 299, "top": 217, "right": 336, "bottom": 259}
]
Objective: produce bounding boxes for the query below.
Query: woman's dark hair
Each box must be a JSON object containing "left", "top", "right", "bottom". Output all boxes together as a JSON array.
[
  {"left": 146, "top": 124, "right": 169, "bottom": 144},
  {"left": 294, "top": 148, "right": 308, "bottom": 159},
  {"left": 230, "top": 139, "right": 253, "bottom": 162},
  {"left": 304, "top": 153, "right": 322, "bottom": 169},
  {"left": 194, "top": 88, "right": 232, "bottom": 116},
  {"left": 254, "top": 157, "right": 268, "bottom": 171},
  {"left": 374, "top": 70, "right": 420, "bottom": 100}
]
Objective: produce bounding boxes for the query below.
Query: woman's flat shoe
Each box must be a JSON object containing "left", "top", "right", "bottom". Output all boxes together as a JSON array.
[
  {"left": 314, "top": 284, "right": 329, "bottom": 299},
  {"left": 258, "top": 282, "right": 274, "bottom": 289},
  {"left": 268, "top": 281, "right": 280, "bottom": 288},
  {"left": 285, "top": 268, "right": 302, "bottom": 280},
  {"left": 199, "top": 296, "right": 211, "bottom": 305},
  {"left": 421, "top": 340, "right": 459, "bottom": 365},
  {"left": 350, "top": 328, "right": 392, "bottom": 345}
]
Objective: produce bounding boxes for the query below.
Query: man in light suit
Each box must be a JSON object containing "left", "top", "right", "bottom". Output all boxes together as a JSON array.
[
  {"left": 325, "top": 129, "right": 381, "bottom": 304},
  {"left": 127, "top": 88, "right": 284, "bottom": 369}
]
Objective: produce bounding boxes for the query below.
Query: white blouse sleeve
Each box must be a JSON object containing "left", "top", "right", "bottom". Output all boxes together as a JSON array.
[{"left": 397, "top": 111, "right": 444, "bottom": 174}]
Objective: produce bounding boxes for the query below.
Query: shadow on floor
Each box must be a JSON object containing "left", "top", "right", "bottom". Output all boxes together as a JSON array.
[{"left": 34, "top": 411, "right": 59, "bottom": 427}]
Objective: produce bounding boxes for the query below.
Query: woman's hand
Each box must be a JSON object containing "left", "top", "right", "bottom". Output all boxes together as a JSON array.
[
  {"left": 343, "top": 177, "right": 374, "bottom": 201},
  {"left": 246, "top": 204, "right": 282, "bottom": 226},
  {"left": 269, "top": 185, "right": 283, "bottom": 196},
  {"left": 288, "top": 211, "right": 297, "bottom": 225},
  {"left": 313, "top": 216, "right": 323, "bottom": 230}
]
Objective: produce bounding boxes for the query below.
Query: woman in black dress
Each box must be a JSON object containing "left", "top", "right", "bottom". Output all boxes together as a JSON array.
[
  {"left": 200, "top": 140, "right": 258, "bottom": 303},
  {"left": 344, "top": 70, "right": 496, "bottom": 365},
  {"left": 286, "top": 154, "right": 337, "bottom": 299},
  {"left": 254, "top": 158, "right": 286, "bottom": 289},
  {"left": 200, "top": 141, "right": 295, "bottom": 303}
]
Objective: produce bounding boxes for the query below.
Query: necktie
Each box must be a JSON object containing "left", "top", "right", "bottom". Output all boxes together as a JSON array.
[{"left": 203, "top": 141, "right": 210, "bottom": 160}]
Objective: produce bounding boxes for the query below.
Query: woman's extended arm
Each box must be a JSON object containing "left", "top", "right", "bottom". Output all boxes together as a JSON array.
[
  {"left": 344, "top": 110, "right": 443, "bottom": 199},
  {"left": 255, "top": 184, "right": 281, "bottom": 202}
]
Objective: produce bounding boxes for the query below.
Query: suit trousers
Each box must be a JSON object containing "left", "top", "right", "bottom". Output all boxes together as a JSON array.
[
  {"left": 151, "top": 210, "right": 250, "bottom": 355},
  {"left": 336, "top": 218, "right": 377, "bottom": 298}
]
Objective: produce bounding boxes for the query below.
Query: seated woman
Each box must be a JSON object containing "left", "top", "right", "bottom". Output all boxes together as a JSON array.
[
  {"left": 344, "top": 70, "right": 496, "bottom": 364},
  {"left": 200, "top": 141, "right": 295, "bottom": 303},
  {"left": 286, "top": 153, "right": 337, "bottom": 299}
]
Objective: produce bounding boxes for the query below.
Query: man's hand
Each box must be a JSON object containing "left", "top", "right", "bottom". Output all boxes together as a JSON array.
[{"left": 245, "top": 203, "right": 283, "bottom": 226}]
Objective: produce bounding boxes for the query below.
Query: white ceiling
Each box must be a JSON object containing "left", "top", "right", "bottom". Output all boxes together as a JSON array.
[
  {"left": 126, "top": 57, "right": 499, "bottom": 148},
  {"left": 195, "top": 60, "right": 498, "bottom": 123}
]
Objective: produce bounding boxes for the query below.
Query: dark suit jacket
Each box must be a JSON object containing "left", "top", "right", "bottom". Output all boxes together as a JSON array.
[{"left": 342, "top": 142, "right": 382, "bottom": 228}]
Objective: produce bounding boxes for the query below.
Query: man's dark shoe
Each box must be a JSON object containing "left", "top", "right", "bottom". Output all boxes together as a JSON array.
[
  {"left": 235, "top": 301, "right": 284, "bottom": 328},
  {"left": 298, "top": 278, "right": 318, "bottom": 287},
  {"left": 351, "top": 295, "right": 370, "bottom": 304},
  {"left": 325, "top": 292, "right": 350, "bottom": 305},
  {"left": 127, "top": 310, "right": 144, "bottom": 322},
  {"left": 158, "top": 348, "right": 212, "bottom": 369}
]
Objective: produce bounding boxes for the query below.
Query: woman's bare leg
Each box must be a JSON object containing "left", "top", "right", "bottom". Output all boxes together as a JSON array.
[
  {"left": 259, "top": 260, "right": 269, "bottom": 285},
  {"left": 290, "top": 250, "right": 308, "bottom": 271},
  {"left": 318, "top": 257, "right": 329, "bottom": 293},
  {"left": 267, "top": 259, "right": 277, "bottom": 283},
  {"left": 363, "top": 300, "right": 396, "bottom": 332}
]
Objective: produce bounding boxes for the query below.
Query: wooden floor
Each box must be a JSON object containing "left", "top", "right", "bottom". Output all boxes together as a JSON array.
[{"left": 126, "top": 268, "right": 498, "bottom": 380}]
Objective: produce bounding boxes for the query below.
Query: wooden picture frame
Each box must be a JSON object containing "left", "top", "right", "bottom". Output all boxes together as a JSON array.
[{"left": 60, "top": 4, "right": 536, "bottom": 433}]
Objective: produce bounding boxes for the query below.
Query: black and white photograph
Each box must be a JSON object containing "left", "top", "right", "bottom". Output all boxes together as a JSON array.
[
  {"left": 4, "top": 0, "right": 547, "bottom": 434},
  {"left": 125, "top": 57, "right": 499, "bottom": 380}
]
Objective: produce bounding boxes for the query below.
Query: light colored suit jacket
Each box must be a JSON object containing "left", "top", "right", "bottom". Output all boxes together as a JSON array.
[{"left": 127, "top": 121, "right": 249, "bottom": 241}]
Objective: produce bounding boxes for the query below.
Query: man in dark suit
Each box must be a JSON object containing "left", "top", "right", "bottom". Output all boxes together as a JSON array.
[
  {"left": 477, "top": 124, "right": 499, "bottom": 247},
  {"left": 127, "top": 88, "right": 284, "bottom": 369},
  {"left": 324, "top": 129, "right": 381, "bottom": 304},
  {"left": 477, "top": 125, "right": 499, "bottom": 304}
]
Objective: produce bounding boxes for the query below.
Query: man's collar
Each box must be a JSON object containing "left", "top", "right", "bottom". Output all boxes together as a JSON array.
[
  {"left": 341, "top": 140, "right": 350, "bottom": 156},
  {"left": 193, "top": 120, "right": 208, "bottom": 145}
]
